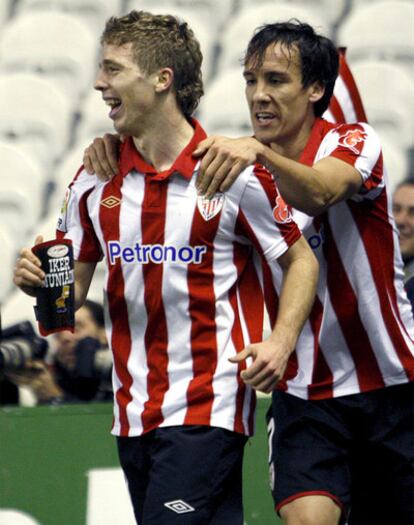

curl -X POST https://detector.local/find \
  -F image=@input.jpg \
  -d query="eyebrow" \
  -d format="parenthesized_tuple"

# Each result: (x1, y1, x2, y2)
(99, 58, 123, 68)
(243, 69, 290, 79)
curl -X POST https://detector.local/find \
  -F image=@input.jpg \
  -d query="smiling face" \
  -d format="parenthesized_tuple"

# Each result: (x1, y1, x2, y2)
(243, 42, 323, 149)
(393, 183, 414, 261)
(94, 42, 159, 137)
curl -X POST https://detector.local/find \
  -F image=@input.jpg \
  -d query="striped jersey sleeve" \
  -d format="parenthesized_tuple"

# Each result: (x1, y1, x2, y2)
(234, 166, 301, 262)
(318, 122, 384, 198)
(56, 168, 103, 262)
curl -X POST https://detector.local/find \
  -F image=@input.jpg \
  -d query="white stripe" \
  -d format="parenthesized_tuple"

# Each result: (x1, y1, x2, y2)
(161, 176, 198, 425)
(120, 174, 148, 435)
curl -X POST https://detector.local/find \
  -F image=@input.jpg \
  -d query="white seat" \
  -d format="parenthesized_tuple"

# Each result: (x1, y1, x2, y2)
(124, 4, 217, 81)
(0, 142, 44, 240)
(218, 3, 331, 71)
(0, 141, 45, 199)
(0, 1, 12, 29)
(0, 72, 72, 169)
(198, 67, 252, 136)
(381, 137, 409, 193)
(50, 142, 91, 209)
(217, 2, 331, 73)
(0, 11, 97, 100)
(0, 227, 17, 304)
(15, 0, 123, 35)
(125, 0, 235, 31)
(337, 1, 414, 75)
(76, 90, 115, 146)
(350, 60, 414, 149)
(1, 288, 39, 328)
(237, 0, 346, 28)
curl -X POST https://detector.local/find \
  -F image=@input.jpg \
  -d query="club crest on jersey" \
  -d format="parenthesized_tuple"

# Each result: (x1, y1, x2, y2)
(197, 193, 224, 221)
(273, 193, 292, 224)
(101, 195, 121, 209)
(338, 128, 367, 154)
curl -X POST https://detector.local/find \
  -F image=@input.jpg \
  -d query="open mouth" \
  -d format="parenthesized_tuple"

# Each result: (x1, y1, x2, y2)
(105, 97, 122, 118)
(255, 112, 276, 125)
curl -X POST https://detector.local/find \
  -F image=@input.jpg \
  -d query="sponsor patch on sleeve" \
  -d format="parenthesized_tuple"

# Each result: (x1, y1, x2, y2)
(56, 187, 71, 233)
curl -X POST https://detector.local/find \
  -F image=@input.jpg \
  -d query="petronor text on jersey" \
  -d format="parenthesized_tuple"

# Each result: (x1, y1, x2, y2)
(107, 241, 208, 265)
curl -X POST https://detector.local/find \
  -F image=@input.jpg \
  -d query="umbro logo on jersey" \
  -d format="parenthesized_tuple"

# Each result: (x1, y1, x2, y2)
(338, 129, 367, 154)
(164, 500, 195, 514)
(101, 196, 121, 209)
(197, 193, 224, 221)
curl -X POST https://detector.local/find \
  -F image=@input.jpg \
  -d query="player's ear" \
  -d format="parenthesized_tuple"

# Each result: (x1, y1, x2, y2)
(308, 81, 325, 104)
(154, 68, 174, 93)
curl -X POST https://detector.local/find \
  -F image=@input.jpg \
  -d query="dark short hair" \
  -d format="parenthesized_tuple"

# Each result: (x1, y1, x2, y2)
(243, 20, 339, 117)
(83, 300, 104, 328)
(395, 176, 414, 191)
(101, 10, 204, 117)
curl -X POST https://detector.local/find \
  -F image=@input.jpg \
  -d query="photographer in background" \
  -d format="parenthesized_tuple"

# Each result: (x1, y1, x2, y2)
(52, 299, 112, 403)
(2, 300, 112, 405)
(0, 320, 49, 404)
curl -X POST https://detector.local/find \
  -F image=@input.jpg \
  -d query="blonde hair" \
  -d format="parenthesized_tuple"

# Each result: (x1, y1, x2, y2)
(101, 10, 204, 116)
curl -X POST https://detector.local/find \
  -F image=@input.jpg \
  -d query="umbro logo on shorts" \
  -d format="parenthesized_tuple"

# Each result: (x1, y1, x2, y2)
(164, 500, 195, 514)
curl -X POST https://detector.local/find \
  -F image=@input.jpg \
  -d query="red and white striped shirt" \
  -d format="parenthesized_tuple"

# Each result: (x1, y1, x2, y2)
(57, 120, 301, 436)
(268, 117, 414, 399)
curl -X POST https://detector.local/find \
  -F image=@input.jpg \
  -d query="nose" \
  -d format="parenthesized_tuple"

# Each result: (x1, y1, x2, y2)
(94, 68, 107, 92)
(252, 79, 271, 104)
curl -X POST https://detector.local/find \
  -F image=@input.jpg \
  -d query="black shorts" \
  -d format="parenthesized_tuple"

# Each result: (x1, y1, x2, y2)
(267, 382, 414, 525)
(117, 425, 248, 525)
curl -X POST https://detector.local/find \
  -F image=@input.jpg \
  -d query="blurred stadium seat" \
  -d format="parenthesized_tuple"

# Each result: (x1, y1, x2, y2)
(337, 1, 414, 75)
(125, 2, 218, 81)
(0, 11, 97, 100)
(1, 288, 39, 327)
(351, 60, 414, 150)
(198, 67, 251, 136)
(0, 227, 17, 304)
(125, 0, 235, 31)
(216, 2, 331, 74)
(15, 0, 124, 35)
(0, 72, 72, 170)
(237, 0, 347, 28)
(0, 1, 12, 29)
(381, 136, 409, 192)
(50, 143, 90, 209)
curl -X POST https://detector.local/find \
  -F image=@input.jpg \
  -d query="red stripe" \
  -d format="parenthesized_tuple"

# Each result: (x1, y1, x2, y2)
(99, 179, 133, 436)
(349, 191, 414, 380)
(232, 245, 263, 433)
(308, 296, 334, 400)
(360, 150, 384, 194)
(328, 95, 345, 124)
(260, 258, 299, 392)
(78, 189, 102, 261)
(323, 220, 386, 392)
(276, 490, 345, 516)
(184, 206, 220, 426)
(337, 49, 368, 123)
(254, 165, 301, 247)
(140, 179, 170, 432)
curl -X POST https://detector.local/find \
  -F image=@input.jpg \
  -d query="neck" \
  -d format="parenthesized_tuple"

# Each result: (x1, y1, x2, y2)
(132, 108, 194, 172)
(270, 112, 317, 161)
